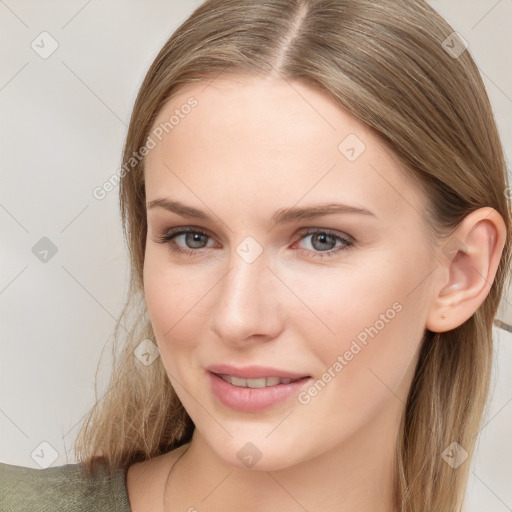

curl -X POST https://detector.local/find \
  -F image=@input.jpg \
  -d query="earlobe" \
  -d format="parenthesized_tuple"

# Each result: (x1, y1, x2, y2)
(426, 207, 507, 333)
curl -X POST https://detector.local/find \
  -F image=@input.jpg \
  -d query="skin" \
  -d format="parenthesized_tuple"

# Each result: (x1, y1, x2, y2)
(126, 76, 506, 512)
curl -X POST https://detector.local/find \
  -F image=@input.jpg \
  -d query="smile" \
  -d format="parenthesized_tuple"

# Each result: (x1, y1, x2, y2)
(207, 371, 313, 412)
(216, 374, 303, 388)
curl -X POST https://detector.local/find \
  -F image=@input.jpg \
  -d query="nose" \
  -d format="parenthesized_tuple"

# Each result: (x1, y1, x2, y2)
(209, 245, 283, 347)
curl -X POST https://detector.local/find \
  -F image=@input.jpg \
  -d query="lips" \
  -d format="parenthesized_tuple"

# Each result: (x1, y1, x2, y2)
(207, 371, 313, 412)
(205, 364, 312, 411)
(206, 363, 310, 380)
(218, 375, 303, 388)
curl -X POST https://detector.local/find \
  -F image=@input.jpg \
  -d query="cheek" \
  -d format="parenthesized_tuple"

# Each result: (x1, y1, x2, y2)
(296, 259, 427, 402)
(282, 258, 409, 346)
(143, 249, 209, 353)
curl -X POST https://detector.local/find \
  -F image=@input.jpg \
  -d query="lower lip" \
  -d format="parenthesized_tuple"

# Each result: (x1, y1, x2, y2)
(207, 371, 313, 412)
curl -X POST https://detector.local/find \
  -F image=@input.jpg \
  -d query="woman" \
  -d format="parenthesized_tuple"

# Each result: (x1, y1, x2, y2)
(1, 0, 510, 511)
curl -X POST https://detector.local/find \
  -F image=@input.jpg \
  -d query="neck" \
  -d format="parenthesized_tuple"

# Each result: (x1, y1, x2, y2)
(164, 403, 401, 512)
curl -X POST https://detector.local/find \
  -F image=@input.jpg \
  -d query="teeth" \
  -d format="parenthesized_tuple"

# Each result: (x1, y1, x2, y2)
(219, 375, 300, 388)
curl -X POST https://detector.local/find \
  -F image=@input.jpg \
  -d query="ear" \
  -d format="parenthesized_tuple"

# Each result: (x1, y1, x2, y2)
(426, 207, 507, 333)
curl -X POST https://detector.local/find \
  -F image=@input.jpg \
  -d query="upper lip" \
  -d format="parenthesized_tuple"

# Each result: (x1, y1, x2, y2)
(206, 364, 310, 380)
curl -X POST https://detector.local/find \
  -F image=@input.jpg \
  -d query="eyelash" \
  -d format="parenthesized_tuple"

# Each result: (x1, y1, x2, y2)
(155, 226, 355, 259)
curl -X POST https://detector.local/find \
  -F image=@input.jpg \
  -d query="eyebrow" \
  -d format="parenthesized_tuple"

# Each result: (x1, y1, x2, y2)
(147, 198, 377, 225)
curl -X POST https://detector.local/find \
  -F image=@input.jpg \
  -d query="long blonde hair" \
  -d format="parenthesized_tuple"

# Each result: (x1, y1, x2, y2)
(74, 1, 512, 510)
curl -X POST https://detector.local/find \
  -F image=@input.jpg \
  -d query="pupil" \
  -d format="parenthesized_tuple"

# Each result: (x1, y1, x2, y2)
(187, 233, 206, 248)
(313, 233, 335, 251)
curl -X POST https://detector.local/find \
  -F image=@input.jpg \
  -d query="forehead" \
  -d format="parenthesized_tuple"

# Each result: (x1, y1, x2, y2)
(144, 77, 427, 226)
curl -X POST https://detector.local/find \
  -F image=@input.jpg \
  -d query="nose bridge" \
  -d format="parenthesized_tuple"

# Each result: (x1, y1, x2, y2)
(210, 240, 281, 343)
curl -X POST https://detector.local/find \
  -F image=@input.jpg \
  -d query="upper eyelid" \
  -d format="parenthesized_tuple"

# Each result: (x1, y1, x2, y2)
(162, 226, 353, 245)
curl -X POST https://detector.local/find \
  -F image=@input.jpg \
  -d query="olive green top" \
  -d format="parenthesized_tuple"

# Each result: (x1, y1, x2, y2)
(0, 461, 132, 511)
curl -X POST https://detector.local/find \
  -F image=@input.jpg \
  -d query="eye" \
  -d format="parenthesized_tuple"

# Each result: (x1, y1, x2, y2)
(293, 229, 354, 259)
(155, 226, 355, 259)
(155, 227, 216, 257)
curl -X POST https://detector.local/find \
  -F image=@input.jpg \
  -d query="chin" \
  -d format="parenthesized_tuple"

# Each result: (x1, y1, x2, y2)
(201, 432, 314, 472)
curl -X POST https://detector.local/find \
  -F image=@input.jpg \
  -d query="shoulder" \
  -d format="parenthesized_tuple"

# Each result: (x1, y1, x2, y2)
(0, 460, 132, 512)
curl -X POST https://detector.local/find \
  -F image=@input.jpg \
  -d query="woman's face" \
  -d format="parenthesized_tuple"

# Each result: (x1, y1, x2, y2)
(143, 76, 438, 471)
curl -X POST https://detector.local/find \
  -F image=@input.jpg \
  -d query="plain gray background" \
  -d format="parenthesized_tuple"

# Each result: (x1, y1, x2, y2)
(1, 1, 511, 510)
